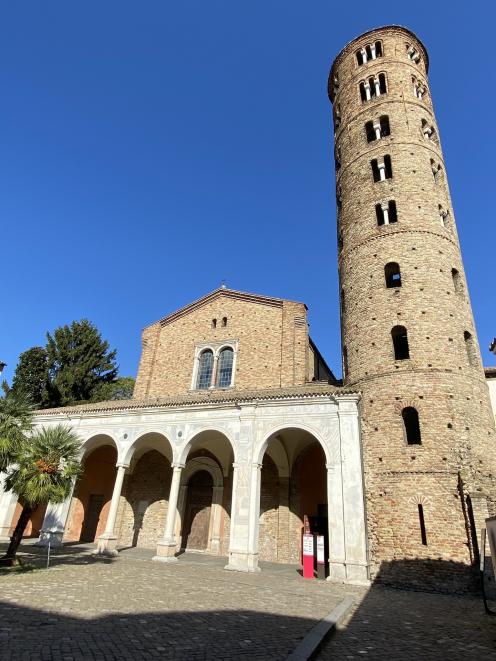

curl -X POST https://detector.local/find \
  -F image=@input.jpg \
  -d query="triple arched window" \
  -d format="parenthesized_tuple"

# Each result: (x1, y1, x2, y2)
(194, 344, 236, 390)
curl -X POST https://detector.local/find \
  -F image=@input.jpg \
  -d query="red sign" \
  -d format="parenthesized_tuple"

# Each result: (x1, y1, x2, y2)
(302, 534, 314, 579)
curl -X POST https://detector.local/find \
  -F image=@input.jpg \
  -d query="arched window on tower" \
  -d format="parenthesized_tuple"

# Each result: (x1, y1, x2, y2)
(371, 155, 392, 182)
(402, 407, 421, 445)
(438, 204, 449, 227)
(196, 350, 214, 389)
(391, 325, 410, 360)
(464, 331, 477, 368)
(421, 119, 438, 144)
(385, 262, 402, 288)
(359, 73, 387, 102)
(376, 200, 397, 225)
(216, 347, 234, 387)
(406, 44, 422, 64)
(365, 115, 390, 143)
(451, 268, 462, 294)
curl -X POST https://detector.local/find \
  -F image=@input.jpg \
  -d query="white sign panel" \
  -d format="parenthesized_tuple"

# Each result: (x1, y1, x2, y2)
(302, 534, 314, 557)
(316, 536, 325, 564)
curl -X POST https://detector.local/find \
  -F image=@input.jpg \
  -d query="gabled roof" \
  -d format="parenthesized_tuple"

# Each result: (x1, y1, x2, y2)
(146, 287, 307, 329)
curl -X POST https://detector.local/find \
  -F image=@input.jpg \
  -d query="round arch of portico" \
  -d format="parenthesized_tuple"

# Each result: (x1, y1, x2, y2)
(254, 422, 332, 467)
(175, 455, 225, 555)
(121, 430, 174, 467)
(79, 433, 119, 462)
(176, 426, 237, 468)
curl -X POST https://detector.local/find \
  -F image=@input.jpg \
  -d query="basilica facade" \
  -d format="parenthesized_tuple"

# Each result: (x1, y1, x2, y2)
(1, 25, 496, 590)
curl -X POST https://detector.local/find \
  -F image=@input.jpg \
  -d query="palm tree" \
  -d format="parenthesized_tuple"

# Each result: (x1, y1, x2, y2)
(0, 425, 82, 566)
(0, 393, 33, 472)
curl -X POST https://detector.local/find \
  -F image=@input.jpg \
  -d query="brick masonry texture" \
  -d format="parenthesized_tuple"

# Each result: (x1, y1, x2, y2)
(329, 26, 496, 586)
(134, 291, 317, 399)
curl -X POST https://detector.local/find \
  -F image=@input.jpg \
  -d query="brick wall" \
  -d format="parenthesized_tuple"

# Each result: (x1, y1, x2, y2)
(133, 291, 311, 399)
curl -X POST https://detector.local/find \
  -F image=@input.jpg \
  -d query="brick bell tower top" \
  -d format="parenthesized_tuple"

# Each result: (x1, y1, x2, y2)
(328, 25, 429, 103)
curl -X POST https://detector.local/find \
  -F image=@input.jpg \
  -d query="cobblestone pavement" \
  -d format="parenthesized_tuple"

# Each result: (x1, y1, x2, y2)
(318, 584, 496, 661)
(1, 543, 496, 660)
(0, 542, 360, 660)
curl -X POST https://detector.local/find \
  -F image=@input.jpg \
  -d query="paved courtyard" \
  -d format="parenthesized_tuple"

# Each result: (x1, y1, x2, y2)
(0, 542, 495, 660)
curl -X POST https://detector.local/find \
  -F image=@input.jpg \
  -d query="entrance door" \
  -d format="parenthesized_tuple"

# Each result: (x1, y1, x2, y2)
(181, 471, 213, 551)
(80, 494, 105, 542)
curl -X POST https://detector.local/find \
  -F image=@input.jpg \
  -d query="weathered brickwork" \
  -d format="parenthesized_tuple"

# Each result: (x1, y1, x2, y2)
(330, 25, 496, 585)
(133, 290, 331, 399)
(115, 450, 172, 548)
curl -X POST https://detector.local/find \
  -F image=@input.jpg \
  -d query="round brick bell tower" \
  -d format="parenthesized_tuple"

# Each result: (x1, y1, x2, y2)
(329, 26, 496, 589)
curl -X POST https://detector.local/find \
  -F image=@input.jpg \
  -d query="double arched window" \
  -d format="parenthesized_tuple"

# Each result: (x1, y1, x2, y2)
(194, 344, 236, 390)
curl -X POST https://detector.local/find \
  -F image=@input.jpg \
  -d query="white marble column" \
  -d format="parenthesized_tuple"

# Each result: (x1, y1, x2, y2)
(153, 463, 184, 563)
(246, 462, 262, 571)
(327, 460, 346, 582)
(95, 463, 128, 556)
(225, 461, 259, 572)
(328, 402, 369, 584)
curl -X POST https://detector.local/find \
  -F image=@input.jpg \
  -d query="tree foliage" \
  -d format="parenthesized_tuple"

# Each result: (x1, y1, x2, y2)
(11, 347, 49, 407)
(0, 393, 33, 472)
(93, 376, 135, 401)
(1, 423, 82, 563)
(45, 319, 118, 407)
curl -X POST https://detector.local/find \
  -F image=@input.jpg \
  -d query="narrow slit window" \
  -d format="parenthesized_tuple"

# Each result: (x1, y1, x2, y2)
(343, 346, 348, 378)
(385, 262, 401, 288)
(418, 504, 428, 545)
(402, 407, 421, 445)
(222, 316, 228, 327)
(392, 325, 410, 360)
(211, 318, 217, 329)
(464, 331, 477, 367)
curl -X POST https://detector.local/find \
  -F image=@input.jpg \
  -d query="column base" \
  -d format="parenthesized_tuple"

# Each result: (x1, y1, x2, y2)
(152, 540, 179, 563)
(224, 550, 260, 573)
(94, 533, 119, 557)
(327, 560, 370, 585)
(36, 529, 64, 547)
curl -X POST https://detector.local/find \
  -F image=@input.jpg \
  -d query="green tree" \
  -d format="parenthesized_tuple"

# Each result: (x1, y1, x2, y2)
(0, 393, 33, 472)
(92, 376, 135, 402)
(11, 347, 49, 407)
(46, 319, 118, 407)
(0, 425, 82, 565)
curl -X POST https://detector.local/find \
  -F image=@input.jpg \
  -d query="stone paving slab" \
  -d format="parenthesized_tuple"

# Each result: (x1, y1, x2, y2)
(0, 543, 361, 660)
(2, 543, 496, 660)
(318, 584, 496, 661)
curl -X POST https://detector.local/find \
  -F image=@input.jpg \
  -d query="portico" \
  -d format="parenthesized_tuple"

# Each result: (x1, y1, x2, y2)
(31, 386, 369, 584)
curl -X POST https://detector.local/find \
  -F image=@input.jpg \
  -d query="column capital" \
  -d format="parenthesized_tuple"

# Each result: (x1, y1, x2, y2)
(172, 462, 185, 470)
(252, 462, 263, 471)
(116, 463, 129, 470)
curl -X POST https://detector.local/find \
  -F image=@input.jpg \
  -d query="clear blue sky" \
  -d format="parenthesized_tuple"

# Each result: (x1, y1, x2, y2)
(2, 1, 495, 383)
